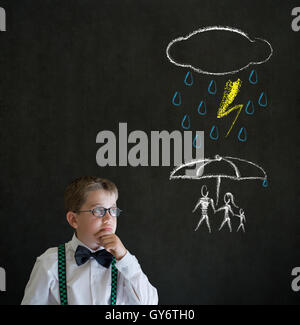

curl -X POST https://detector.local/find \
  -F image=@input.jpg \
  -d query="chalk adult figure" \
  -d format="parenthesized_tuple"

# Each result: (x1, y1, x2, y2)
(192, 185, 216, 233)
(216, 192, 238, 232)
(236, 208, 246, 232)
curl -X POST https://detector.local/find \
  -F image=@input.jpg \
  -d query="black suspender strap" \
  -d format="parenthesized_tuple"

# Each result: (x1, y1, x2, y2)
(57, 244, 118, 305)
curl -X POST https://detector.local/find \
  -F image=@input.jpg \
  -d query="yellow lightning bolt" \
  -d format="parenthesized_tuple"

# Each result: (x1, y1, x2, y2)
(217, 78, 243, 137)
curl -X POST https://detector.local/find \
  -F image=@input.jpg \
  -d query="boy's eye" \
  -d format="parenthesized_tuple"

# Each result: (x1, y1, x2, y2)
(93, 207, 105, 216)
(110, 207, 118, 216)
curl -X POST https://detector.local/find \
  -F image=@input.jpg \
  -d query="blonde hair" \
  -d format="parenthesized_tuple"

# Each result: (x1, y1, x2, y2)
(64, 176, 118, 212)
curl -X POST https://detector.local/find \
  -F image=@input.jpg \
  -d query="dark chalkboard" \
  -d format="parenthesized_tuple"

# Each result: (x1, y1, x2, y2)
(0, 0, 299, 305)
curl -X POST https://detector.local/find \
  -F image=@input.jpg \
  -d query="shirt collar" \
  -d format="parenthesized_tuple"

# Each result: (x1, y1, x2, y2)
(70, 233, 105, 253)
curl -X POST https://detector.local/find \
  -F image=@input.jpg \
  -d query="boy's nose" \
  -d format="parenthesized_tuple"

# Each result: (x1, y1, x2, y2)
(103, 210, 112, 221)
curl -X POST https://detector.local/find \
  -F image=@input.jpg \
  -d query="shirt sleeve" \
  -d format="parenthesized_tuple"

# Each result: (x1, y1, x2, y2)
(21, 256, 54, 305)
(115, 250, 158, 305)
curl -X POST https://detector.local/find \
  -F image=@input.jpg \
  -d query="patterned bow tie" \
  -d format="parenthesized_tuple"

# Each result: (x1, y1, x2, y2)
(74, 245, 114, 268)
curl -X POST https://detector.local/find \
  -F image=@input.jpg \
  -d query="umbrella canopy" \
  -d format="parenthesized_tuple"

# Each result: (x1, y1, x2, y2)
(170, 154, 268, 205)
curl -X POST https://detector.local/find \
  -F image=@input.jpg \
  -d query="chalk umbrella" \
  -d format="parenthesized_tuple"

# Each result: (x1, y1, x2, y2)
(169, 154, 268, 205)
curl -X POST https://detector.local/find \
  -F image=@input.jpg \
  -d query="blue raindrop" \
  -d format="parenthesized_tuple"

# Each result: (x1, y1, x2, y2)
(245, 100, 255, 115)
(192, 134, 201, 148)
(181, 114, 191, 129)
(237, 127, 247, 142)
(208, 80, 217, 95)
(172, 91, 181, 106)
(197, 100, 207, 115)
(262, 179, 268, 187)
(184, 71, 194, 86)
(249, 69, 258, 84)
(258, 92, 267, 107)
(209, 125, 219, 140)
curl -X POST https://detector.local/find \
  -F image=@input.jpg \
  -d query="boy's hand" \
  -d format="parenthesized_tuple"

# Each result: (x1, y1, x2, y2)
(95, 229, 127, 261)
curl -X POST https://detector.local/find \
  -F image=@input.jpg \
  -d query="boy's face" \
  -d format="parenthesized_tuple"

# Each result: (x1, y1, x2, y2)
(70, 189, 118, 250)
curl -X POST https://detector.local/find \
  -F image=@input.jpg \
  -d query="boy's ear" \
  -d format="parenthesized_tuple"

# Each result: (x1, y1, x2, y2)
(66, 211, 78, 230)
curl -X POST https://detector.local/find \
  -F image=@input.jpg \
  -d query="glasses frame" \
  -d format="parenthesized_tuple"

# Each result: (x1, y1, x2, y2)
(75, 206, 122, 218)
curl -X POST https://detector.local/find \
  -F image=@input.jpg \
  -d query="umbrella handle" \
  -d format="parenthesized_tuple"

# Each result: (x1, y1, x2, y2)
(216, 177, 221, 206)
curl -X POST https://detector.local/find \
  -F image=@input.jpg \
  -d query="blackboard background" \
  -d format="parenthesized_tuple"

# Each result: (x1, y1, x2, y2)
(0, 0, 299, 305)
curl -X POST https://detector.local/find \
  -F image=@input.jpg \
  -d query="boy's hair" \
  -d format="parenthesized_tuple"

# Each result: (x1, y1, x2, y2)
(64, 176, 118, 212)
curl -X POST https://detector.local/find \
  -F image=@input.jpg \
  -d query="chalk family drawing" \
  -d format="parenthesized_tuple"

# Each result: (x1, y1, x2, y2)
(166, 26, 272, 233)
(191, 187, 246, 233)
(170, 154, 268, 233)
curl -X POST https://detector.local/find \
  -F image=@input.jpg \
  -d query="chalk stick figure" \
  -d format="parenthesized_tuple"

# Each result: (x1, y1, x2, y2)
(216, 192, 238, 232)
(192, 185, 216, 233)
(236, 208, 246, 232)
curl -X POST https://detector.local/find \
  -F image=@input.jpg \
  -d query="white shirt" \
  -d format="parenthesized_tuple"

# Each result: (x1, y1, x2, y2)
(21, 234, 158, 305)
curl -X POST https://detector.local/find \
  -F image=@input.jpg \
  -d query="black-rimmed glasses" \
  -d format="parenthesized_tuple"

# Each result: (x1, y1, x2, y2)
(75, 207, 122, 218)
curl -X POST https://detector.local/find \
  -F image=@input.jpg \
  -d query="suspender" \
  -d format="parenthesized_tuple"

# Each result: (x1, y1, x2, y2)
(57, 243, 118, 305)
(58, 244, 68, 305)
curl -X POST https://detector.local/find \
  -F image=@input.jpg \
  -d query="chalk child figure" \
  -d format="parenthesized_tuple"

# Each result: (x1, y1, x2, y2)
(235, 208, 246, 232)
(192, 185, 216, 233)
(216, 192, 238, 232)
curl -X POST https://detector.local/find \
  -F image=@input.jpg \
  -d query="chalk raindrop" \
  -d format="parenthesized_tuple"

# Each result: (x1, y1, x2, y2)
(209, 125, 219, 140)
(237, 127, 247, 142)
(192, 134, 201, 148)
(184, 71, 194, 86)
(245, 100, 255, 115)
(197, 100, 207, 115)
(181, 114, 191, 129)
(249, 69, 258, 84)
(258, 92, 267, 107)
(208, 80, 217, 95)
(172, 91, 181, 106)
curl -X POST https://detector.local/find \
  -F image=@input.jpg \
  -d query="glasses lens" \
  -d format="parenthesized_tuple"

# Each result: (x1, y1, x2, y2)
(93, 207, 105, 217)
(110, 207, 121, 217)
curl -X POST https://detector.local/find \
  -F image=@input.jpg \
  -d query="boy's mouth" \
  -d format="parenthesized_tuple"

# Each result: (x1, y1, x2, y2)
(103, 227, 113, 232)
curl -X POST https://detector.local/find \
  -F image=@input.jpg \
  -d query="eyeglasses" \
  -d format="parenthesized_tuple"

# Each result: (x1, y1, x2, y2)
(75, 207, 122, 218)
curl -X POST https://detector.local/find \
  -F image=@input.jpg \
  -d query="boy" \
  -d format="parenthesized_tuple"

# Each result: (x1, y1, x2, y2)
(21, 176, 158, 305)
